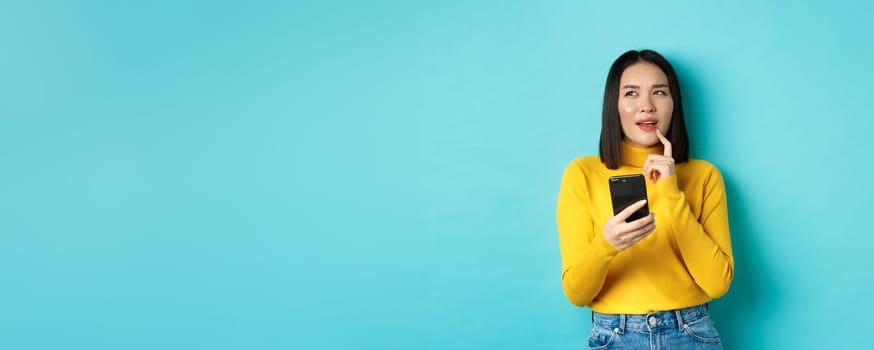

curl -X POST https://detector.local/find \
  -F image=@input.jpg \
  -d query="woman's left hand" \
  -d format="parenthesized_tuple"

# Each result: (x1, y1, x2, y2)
(644, 129, 675, 184)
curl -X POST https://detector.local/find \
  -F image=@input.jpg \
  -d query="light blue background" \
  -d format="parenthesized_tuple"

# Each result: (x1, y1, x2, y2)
(2, 1, 872, 349)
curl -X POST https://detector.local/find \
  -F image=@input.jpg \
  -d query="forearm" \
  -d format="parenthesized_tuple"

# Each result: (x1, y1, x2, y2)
(561, 234, 619, 307)
(657, 175, 734, 298)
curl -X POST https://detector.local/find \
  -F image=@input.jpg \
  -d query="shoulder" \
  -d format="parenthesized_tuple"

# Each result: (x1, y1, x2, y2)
(682, 158, 725, 182)
(563, 156, 604, 175)
(684, 158, 719, 171)
(560, 156, 603, 197)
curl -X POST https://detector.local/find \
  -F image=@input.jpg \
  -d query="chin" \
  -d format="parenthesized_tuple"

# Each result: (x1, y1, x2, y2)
(627, 135, 659, 147)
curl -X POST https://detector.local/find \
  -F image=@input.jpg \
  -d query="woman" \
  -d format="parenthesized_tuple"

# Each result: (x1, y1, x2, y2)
(556, 49, 733, 349)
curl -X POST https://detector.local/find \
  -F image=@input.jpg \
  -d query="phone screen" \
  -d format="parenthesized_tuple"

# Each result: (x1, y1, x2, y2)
(609, 174, 649, 222)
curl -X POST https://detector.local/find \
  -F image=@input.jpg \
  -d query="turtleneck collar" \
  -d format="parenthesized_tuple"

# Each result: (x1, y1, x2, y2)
(621, 141, 664, 168)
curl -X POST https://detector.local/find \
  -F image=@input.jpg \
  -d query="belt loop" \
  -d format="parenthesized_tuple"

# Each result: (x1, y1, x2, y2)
(674, 309, 685, 331)
(619, 313, 626, 333)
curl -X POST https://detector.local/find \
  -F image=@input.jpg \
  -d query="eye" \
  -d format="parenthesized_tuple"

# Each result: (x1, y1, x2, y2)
(654, 90, 669, 96)
(624, 91, 637, 97)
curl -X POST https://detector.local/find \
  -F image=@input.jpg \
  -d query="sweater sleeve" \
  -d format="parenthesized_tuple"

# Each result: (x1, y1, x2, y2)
(557, 161, 620, 307)
(655, 166, 734, 298)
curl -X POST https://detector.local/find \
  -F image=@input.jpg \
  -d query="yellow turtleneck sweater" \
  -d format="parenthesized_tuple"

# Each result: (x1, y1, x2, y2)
(557, 142, 733, 314)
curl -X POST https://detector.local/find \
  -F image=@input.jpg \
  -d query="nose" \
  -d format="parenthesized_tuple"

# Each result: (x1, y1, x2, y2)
(640, 96, 655, 113)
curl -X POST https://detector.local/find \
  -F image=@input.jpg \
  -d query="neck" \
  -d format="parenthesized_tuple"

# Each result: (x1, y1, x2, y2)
(622, 141, 664, 168)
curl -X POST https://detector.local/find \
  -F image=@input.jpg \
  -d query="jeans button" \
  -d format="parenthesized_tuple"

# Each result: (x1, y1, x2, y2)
(648, 317, 657, 325)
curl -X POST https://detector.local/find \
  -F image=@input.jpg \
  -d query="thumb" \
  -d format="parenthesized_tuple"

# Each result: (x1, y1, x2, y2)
(615, 199, 647, 221)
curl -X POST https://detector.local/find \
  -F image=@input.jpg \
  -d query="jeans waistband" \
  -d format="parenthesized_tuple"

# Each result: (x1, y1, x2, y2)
(591, 303, 710, 333)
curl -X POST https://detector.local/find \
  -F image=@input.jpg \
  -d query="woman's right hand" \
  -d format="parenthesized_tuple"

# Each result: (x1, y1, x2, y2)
(603, 199, 656, 250)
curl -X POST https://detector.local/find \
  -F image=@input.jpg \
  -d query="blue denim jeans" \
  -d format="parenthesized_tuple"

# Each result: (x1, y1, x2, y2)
(587, 304, 723, 350)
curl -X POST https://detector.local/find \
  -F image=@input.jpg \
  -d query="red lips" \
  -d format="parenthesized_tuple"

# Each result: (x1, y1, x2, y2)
(636, 118, 657, 131)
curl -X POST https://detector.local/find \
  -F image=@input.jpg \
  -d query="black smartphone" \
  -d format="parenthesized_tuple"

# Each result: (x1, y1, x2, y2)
(609, 174, 649, 223)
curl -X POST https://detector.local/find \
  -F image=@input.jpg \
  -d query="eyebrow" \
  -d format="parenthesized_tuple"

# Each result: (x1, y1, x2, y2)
(621, 83, 670, 89)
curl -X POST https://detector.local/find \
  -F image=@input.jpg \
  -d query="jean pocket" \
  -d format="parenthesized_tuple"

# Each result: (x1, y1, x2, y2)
(681, 315, 721, 344)
(587, 324, 617, 350)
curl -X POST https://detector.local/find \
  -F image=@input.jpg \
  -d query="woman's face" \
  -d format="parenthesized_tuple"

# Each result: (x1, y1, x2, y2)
(618, 62, 673, 148)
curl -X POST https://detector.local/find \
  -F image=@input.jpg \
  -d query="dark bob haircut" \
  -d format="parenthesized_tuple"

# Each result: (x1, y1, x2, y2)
(599, 49, 689, 169)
